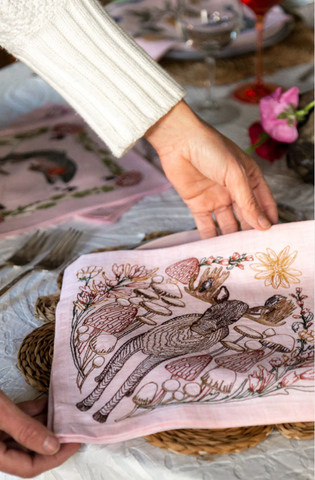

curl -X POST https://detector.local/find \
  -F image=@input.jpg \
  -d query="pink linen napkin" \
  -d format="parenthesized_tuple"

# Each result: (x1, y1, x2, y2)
(48, 221, 314, 444)
(0, 105, 170, 236)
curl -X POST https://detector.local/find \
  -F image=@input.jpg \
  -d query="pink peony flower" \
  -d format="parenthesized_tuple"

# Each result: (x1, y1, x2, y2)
(260, 87, 299, 143)
(245, 255, 254, 261)
(231, 252, 240, 261)
(237, 263, 244, 270)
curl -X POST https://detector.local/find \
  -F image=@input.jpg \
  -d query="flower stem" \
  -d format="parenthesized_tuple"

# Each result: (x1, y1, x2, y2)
(296, 100, 315, 122)
(245, 132, 270, 154)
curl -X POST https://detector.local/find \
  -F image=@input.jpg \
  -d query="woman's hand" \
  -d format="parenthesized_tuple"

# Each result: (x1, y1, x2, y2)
(0, 393, 80, 478)
(145, 100, 278, 239)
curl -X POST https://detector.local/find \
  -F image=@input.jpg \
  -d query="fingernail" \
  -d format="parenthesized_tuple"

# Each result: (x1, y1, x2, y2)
(43, 435, 60, 454)
(258, 215, 271, 229)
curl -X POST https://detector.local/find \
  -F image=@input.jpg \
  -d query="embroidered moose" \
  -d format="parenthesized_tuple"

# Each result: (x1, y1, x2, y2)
(76, 289, 294, 423)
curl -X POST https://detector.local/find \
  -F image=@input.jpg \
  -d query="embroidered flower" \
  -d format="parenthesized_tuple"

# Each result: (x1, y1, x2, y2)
(280, 371, 300, 387)
(206, 256, 216, 265)
(248, 365, 275, 392)
(250, 246, 302, 289)
(77, 266, 102, 282)
(298, 330, 315, 344)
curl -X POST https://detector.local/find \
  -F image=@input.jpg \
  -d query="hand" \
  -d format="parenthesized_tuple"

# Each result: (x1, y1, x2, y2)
(0, 392, 80, 478)
(145, 100, 278, 239)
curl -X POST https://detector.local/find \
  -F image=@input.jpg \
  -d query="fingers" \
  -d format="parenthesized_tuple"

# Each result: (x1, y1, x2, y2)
(0, 391, 59, 456)
(16, 398, 48, 417)
(232, 202, 252, 231)
(0, 442, 80, 478)
(213, 205, 239, 235)
(228, 166, 273, 232)
(192, 211, 218, 239)
(250, 176, 278, 226)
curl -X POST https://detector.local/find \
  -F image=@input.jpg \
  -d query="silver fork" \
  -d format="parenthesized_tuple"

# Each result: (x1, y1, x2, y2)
(0, 231, 48, 271)
(0, 228, 82, 299)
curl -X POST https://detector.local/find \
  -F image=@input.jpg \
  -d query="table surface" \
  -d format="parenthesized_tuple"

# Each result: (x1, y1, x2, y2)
(0, 61, 313, 480)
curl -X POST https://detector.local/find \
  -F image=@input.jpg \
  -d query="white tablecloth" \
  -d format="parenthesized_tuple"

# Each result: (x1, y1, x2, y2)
(0, 61, 313, 480)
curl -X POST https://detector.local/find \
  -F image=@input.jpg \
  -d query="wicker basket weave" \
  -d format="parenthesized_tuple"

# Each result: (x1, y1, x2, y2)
(17, 239, 314, 457)
(144, 425, 273, 457)
(17, 320, 55, 393)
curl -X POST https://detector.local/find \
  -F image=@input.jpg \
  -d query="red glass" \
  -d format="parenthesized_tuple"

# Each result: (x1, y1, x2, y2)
(233, 0, 283, 104)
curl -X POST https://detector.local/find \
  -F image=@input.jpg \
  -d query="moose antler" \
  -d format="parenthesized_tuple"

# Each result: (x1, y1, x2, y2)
(184, 266, 230, 304)
(245, 297, 296, 326)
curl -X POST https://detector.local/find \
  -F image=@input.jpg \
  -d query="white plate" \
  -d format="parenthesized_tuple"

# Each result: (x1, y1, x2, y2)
(136, 229, 201, 250)
(106, 1, 294, 60)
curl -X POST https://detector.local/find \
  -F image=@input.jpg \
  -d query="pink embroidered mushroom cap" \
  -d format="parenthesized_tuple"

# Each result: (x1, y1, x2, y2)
(215, 349, 265, 373)
(165, 257, 200, 284)
(165, 354, 213, 381)
(83, 303, 138, 334)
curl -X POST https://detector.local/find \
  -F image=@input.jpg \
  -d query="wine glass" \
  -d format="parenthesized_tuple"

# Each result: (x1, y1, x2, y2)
(233, 0, 283, 103)
(178, 0, 242, 125)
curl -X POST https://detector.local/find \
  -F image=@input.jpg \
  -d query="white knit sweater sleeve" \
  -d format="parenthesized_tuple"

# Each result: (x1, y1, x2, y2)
(0, 0, 186, 157)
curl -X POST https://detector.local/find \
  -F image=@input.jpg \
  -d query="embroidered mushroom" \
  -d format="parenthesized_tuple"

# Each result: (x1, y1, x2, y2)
(77, 355, 106, 391)
(233, 325, 263, 343)
(215, 341, 265, 373)
(201, 367, 237, 394)
(134, 288, 160, 301)
(115, 382, 159, 422)
(165, 354, 213, 381)
(218, 325, 263, 354)
(220, 341, 245, 353)
(183, 382, 202, 397)
(83, 303, 138, 335)
(151, 280, 182, 298)
(133, 382, 158, 407)
(161, 297, 185, 308)
(90, 333, 117, 354)
(137, 300, 171, 325)
(165, 258, 200, 284)
(258, 334, 295, 359)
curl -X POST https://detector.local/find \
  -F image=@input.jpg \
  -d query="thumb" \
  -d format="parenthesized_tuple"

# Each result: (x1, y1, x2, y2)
(0, 392, 60, 455)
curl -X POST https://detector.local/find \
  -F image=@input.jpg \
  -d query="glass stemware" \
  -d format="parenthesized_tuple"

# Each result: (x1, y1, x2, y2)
(178, 0, 242, 125)
(233, 0, 283, 104)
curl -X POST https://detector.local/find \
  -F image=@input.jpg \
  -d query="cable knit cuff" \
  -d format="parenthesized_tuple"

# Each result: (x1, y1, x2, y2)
(1, 0, 185, 157)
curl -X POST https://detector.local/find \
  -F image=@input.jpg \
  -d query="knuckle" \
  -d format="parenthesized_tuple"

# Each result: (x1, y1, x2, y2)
(16, 421, 41, 447)
(244, 194, 258, 211)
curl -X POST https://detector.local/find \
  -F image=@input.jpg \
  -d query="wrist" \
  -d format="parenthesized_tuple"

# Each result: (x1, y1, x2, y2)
(144, 100, 204, 156)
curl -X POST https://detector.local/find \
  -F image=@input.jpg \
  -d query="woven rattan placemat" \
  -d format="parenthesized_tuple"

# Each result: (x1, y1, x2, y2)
(160, 21, 314, 86)
(17, 241, 314, 458)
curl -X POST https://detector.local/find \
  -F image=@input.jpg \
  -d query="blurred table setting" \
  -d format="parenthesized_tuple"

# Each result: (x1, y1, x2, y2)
(0, 0, 314, 477)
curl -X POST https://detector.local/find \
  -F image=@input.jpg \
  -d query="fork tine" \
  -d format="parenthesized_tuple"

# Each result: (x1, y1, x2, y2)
(57, 230, 82, 263)
(21, 232, 47, 259)
(38, 229, 74, 264)
(7, 231, 40, 259)
(35, 229, 82, 270)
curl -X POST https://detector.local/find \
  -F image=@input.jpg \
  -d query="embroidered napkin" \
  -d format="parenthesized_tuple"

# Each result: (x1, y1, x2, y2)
(48, 221, 314, 444)
(0, 105, 170, 235)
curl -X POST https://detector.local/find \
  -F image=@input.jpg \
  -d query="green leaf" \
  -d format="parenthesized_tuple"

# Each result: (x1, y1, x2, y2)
(36, 202, 57, 210)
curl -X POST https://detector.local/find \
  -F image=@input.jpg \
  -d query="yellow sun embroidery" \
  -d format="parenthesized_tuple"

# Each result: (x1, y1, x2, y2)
(250, 246, 302, 289)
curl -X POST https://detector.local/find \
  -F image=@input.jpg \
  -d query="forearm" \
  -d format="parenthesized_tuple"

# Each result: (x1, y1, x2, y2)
(0, 0, 185, 157)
